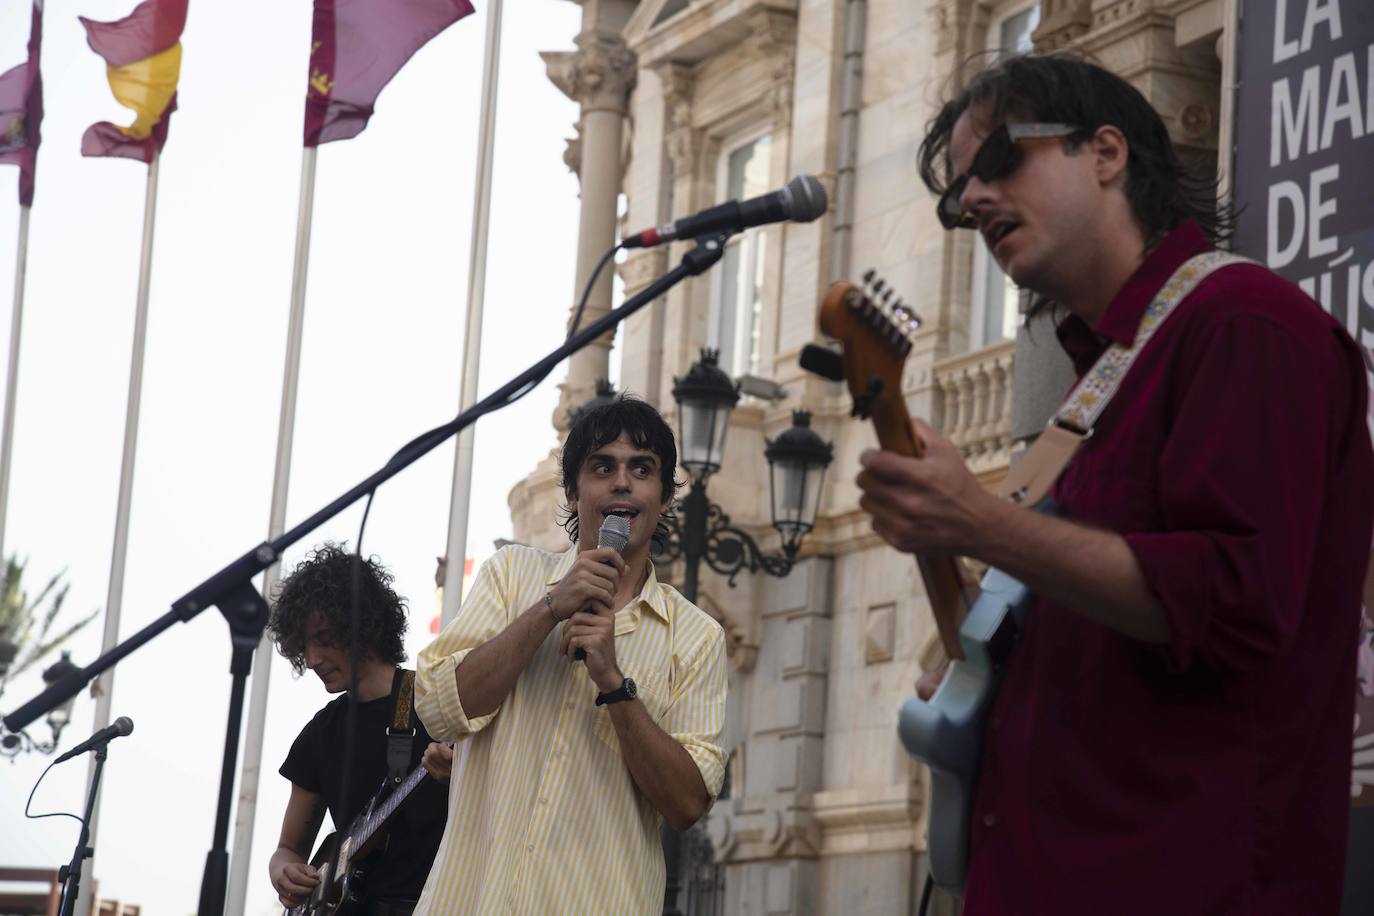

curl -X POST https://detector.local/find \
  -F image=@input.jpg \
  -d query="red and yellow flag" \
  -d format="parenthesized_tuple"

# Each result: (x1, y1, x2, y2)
(0, 1, 43, 205)
(79, 0, 187, 162)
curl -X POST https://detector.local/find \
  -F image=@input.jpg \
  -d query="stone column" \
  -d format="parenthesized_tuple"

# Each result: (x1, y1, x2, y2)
(542, 26, 637, 430)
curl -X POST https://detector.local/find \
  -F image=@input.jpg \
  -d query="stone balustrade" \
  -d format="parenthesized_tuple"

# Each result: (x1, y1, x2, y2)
(932, 339, 1016, 474)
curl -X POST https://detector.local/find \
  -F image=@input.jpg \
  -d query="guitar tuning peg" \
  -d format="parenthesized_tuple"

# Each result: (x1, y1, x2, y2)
(881, 288, 894, 304)
(872, 278, 886, 295)
(862, 268, 875, 284)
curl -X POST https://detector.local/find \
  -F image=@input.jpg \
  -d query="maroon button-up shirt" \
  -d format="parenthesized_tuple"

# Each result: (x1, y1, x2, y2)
(961, 222, 1373, 916)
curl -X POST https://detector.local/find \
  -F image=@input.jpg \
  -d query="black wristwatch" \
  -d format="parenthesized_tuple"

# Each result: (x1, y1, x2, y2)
(595, 677, 637, 706)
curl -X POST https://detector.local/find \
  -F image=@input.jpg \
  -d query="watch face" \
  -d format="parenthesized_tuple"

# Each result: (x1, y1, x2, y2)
(623, 678, 637, 699)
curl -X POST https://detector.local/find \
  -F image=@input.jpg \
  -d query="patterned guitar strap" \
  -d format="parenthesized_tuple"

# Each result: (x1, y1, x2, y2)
(1000, 250, 1254, 505)
(386, 668, 417, 787)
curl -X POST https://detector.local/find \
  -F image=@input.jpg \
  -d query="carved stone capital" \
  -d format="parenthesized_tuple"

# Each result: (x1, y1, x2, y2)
(653, 61, 695, 133)
(542, 33, 638, 115)
(666, 125, 705, 179)
(1034, 0, 1094, 50)
(742, 9, 797, 127)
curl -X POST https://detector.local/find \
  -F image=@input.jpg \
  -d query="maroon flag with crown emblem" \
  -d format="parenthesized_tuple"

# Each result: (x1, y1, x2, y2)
(79, 0, 188, 163)
(304, 0, 475, 147)
(0, 1, 43, 206)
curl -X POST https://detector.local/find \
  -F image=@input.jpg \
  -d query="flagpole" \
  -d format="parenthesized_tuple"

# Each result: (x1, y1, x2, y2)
(224, 145, 318, 916)
(73, 151, 161, 916)
(441, 0, 503, 627)
(0, 204, 31, 564)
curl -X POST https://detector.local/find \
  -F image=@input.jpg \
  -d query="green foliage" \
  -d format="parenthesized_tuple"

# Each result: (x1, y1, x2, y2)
(0, 555, 98, 684)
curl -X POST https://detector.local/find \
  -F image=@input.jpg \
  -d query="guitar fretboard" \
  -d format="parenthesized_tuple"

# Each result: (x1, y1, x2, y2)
(354, 763, 428, 848)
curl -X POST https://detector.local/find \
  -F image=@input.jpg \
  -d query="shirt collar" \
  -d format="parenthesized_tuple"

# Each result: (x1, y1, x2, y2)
(1056, 220, 1212, 372)
(546, 546, 672, 622)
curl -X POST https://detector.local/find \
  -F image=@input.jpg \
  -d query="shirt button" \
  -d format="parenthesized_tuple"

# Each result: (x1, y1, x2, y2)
(538, 797, 547, 806)
(527, 843, 535, 851)
(982, 814, 996, 828)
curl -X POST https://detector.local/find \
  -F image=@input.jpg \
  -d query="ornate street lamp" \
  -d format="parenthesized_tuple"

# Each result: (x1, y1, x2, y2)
(1, 651, 81, 758)
(671, 349, 740, 481)
(765, 411, 834, 558)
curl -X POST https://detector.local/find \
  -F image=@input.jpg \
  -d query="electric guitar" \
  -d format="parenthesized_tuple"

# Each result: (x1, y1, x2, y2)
(803, 271, 1045, 893)
(283, 758, 436, 916)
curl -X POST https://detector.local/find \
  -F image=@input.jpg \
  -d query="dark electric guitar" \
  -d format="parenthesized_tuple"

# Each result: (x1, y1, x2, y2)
(804, 272, 1044, 893)
(283, 759, 436, 916)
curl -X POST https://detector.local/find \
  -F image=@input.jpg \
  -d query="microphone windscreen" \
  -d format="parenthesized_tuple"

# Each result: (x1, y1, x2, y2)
(597, 515, 632, 554)
(114, 716, 134, 736)
(786, 175, 828, 222)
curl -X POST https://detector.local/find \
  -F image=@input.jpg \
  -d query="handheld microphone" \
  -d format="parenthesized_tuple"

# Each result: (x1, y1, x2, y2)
(623, 174, 828, 248)
(54, 716, 134, 764)
(574, 515, 632, 661)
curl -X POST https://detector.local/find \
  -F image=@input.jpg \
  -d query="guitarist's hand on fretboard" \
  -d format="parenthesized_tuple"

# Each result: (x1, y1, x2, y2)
(856, 416, 997, 560)
(422, 741, 455, 782)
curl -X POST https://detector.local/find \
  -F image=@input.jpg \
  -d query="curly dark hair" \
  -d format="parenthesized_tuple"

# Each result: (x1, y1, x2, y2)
(559, 394, 683, 546)
(268, 542, 408, 676)
(917, 53, 1236, 251)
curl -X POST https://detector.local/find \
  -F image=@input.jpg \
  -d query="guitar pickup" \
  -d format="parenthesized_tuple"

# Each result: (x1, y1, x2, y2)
(800, 343, 845, 381)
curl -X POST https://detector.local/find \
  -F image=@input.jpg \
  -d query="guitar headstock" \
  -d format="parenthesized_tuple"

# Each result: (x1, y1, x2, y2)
(810, 270, 924, 457)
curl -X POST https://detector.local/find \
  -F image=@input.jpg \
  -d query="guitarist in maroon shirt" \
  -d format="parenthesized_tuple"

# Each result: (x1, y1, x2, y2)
(856, 54, 1373, 914)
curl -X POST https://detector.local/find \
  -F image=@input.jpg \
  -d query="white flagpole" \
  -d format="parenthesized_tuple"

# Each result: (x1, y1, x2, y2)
(224, 145, 318, 916)
(0, 204, 32, 564)
(73, 151, 161, 916)
(442, 0, 503, 627)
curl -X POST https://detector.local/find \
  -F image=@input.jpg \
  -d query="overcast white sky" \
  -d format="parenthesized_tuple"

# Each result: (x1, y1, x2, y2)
(0, 1, 595, 912)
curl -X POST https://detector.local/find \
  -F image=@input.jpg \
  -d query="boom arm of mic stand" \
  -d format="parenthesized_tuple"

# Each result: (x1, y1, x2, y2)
(0, 231, 729, 916)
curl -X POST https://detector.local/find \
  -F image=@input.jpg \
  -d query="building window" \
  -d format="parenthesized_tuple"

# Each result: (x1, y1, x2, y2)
(710, 134, 772, 378)
(970, 2, 1039, 349)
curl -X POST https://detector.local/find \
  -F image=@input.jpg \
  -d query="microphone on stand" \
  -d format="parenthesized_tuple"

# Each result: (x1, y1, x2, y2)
(54, 716, 134, 764)
(622, 174, 828, 249)
(574, 515, 632, 661)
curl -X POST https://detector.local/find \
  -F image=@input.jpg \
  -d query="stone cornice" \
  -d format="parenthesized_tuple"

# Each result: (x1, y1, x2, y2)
(812, 783, 926, 855)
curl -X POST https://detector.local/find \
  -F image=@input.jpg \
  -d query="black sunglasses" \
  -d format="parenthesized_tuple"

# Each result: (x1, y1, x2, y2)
(937, 122, 1087, 230)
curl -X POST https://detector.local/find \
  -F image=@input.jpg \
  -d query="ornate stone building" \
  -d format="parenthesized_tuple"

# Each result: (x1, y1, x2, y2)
(509, 0, 1238, 912)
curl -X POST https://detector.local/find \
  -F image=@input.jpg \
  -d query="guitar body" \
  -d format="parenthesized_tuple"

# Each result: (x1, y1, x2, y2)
(283, 830, 372, 916)
(897, 539, 1045, 892)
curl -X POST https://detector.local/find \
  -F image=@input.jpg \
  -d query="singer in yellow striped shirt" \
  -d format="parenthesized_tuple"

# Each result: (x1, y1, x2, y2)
(414, 397, 728, 916)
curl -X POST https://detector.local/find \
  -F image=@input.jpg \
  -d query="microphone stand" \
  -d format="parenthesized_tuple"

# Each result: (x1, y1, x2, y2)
(1, 230, 733, 916)
(57, 744, 113, 916)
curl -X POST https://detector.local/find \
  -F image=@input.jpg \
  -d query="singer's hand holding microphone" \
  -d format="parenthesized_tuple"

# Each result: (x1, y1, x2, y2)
(553, 516, 631, 689)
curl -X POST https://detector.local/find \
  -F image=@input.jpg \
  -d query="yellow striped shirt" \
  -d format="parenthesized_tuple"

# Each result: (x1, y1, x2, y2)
(413, 544, 728, 916)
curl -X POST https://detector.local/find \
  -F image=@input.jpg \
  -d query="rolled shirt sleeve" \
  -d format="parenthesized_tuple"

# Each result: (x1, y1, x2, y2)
(415, 549, 514, 741)
(1123, 314, 1350, 674)
(663, 623, 729, 798)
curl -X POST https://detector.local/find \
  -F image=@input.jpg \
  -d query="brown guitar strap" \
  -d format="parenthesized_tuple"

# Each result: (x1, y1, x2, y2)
(999, 250, 1252, 507)
(385, 668, 417, 786)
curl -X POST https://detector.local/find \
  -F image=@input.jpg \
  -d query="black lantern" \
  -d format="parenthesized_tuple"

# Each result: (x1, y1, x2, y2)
(0, 650, 80, 757)
(42, 652, 80, 743)
(671, 349, 740, 481)
(765, 411, 834, 557)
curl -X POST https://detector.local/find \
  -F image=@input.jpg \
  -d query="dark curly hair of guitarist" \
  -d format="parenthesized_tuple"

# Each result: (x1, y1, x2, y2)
(268, 542, 409, 676)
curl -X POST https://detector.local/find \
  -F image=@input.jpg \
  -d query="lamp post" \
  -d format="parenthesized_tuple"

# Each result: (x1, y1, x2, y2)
(0, 651, 80, 758)
(656, 349, 833, 915)
(661, 350, 834, 607)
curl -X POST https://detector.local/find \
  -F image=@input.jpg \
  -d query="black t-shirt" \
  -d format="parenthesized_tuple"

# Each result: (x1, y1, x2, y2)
(280, 678, 448, 902)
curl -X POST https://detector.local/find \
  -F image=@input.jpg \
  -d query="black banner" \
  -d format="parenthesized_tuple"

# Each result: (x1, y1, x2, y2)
(1232, 0, 1374, 368)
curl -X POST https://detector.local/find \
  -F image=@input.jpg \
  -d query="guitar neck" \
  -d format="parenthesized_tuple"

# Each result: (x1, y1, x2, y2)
(353, 764, 429, 849)
(867, 385, 969, 661)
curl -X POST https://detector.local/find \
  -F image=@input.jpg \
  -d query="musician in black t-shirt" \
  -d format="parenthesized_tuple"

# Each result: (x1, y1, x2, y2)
(267, 543, 452, 915)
